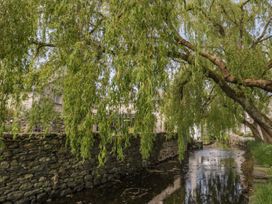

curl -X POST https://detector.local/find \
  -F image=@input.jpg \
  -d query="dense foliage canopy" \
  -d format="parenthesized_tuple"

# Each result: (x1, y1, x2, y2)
(1, 0, 272, 161)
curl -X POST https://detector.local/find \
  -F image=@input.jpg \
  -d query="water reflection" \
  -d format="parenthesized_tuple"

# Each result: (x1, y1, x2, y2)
(185, 170, 246, 204)
(164, 148, 248, 204)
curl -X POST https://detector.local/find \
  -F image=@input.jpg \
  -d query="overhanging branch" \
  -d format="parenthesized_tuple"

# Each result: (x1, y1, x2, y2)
(176, 50, 272, 141)
(176, 36, 272, 92)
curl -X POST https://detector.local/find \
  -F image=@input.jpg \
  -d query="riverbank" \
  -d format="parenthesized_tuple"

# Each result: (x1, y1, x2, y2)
(48, 145, 251, 204)
(247, 141, 272, 204)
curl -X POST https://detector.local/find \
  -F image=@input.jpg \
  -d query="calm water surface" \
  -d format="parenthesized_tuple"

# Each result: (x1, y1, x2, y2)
(50, 147, 249, 204)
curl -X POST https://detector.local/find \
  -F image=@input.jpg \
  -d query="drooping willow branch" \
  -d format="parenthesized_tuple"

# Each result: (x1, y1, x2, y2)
(177, 50, 272, 143)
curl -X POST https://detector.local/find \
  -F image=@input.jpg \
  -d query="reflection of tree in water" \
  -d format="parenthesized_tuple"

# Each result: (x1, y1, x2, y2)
(185, 169, 247, 204)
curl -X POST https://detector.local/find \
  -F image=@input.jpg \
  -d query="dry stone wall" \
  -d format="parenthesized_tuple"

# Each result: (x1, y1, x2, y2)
(0, 134, 178, 204)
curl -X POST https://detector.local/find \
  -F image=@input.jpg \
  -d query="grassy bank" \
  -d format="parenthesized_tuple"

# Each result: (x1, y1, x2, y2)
(248, 141, 272, 167)
(251, 183, 272, 204)
(248, 141, 272, 204)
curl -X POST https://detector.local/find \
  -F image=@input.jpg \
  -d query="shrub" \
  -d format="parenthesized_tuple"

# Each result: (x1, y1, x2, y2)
(248, 141, 272, 167)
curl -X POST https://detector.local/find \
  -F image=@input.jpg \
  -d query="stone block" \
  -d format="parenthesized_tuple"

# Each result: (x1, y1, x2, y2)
(60, 188, 71, 197)
(0, 161, 10, 169)
(0, 175, 9, 183)
(0, 195, 7, 202)
(36, 192, 47, 200)
(7, 191, 24, 200)
(24, 174, 33, 180)
(24, 189, 41, 197)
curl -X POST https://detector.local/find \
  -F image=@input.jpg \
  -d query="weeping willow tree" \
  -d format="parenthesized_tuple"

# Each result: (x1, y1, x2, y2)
(1, 0, 272, 160)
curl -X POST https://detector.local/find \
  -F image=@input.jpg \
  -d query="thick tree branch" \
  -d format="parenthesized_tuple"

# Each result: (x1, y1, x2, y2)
(177, 37, 272, 92)
(177, 49, 272, 141)
(177, 37, 234, 79)
(205, 69, 272, 142)
(243, 120, 262, 140)
(177, 50, 272, 142)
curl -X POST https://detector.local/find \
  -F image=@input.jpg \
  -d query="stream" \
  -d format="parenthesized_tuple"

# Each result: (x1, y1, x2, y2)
(50, 147, 250, 204)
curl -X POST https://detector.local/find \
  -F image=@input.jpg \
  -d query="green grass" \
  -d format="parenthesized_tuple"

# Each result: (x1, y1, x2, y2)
(248, 141, 272, 167)
(248, 141, 272, 204)
(251, 182, 272, 204)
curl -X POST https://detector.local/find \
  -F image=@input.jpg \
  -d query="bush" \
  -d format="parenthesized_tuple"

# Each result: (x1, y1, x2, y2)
(248, 141, 272, 167)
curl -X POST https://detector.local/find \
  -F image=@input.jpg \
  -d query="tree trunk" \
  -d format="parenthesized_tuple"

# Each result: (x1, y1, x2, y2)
(239, 99, 272, 143)
(178, 53, 272, 143)
(244, 120, 272, 143)
(206, 69, 272, 143)
(244, 121, 271, 143)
